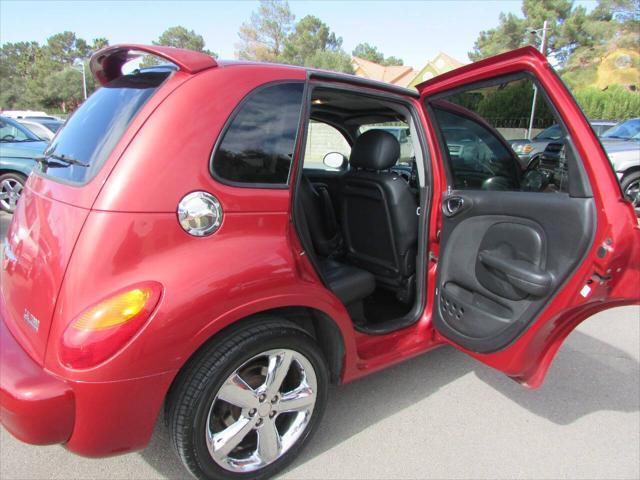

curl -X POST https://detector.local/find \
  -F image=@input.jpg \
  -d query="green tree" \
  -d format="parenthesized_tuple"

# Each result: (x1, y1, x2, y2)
(44, 31, 89, 66)
(305, 50, 354, 73)
(91, 37, 109, 52)
(0, 41, 42, 108)
(154, 26, 212, 53)
(236, 0, 295, 62)
(469, 0, 639, 69)
(562, 0, 639, 76)
(469, 12, 528, 61)
(281, 15, 353, 73)
(282, 16, 339, 63)
(142, 26, 216, 67)
(352, 42, 404, 65)
(0, 32, 108, 111)
(42, 67, 85, 112)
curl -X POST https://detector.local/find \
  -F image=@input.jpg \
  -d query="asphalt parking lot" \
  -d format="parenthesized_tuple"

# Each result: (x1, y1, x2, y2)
(1, 210, 639, 479)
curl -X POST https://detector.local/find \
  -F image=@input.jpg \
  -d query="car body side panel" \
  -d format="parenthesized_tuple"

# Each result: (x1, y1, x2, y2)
(0, 157, 36, 176)
(0, 139, 47, 176)
(93, 65, 307, 214)
(43, 209, 358, 383)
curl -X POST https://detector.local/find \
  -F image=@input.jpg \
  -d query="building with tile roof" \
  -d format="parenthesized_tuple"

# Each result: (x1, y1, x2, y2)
(351, 52, 466, 89)
(351, 57, 417, 87)
(408, 52, 466, 88)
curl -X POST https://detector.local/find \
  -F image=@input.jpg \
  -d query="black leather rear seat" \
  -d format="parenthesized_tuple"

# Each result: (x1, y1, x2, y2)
(318, 259, 375, 305)
(299, 176, 375, 305)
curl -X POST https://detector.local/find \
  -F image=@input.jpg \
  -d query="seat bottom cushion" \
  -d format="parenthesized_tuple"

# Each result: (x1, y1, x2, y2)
(319, 259, 375, 305)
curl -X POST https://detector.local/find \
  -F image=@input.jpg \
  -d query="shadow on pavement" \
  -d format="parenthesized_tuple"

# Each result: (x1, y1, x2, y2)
(138, 327, 639, 477)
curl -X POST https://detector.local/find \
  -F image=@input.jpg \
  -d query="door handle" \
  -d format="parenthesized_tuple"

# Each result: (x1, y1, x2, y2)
(443, 196, 466, 217)
(478, 250, 553, 297)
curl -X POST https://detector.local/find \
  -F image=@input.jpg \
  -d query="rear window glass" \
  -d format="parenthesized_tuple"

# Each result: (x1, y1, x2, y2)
(38, 71, 170, 184)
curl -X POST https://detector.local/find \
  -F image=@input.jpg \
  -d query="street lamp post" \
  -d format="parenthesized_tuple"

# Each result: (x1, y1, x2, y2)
(527, 20, 549, 140)
(73, 59, 88, 101)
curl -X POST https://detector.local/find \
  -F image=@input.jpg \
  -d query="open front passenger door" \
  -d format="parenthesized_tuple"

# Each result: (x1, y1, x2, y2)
(418, 47, 640, 388)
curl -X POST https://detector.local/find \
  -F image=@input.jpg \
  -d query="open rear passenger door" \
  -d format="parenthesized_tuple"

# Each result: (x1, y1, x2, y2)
(418, 47, 640, 388)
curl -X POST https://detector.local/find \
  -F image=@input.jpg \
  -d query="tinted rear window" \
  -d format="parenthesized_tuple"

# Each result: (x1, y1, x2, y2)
(211, 82, 304, 186)
(38, 71, 169, 184)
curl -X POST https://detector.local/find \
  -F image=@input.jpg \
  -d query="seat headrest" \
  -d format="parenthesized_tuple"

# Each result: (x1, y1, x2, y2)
(350, 130, 400, 170)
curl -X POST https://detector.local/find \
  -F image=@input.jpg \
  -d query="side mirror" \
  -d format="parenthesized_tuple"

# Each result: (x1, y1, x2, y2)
(323, 152, 346, 169)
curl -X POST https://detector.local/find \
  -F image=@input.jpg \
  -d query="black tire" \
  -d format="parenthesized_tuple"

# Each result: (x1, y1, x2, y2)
(620, 170, 640, 217)
(0, 172, 27, 214)
(167, 318, 329, 480)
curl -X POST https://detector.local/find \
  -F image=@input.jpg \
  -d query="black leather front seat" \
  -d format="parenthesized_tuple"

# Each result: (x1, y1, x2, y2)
(298, 176, 375, 306)
(340, 130, 418, 297)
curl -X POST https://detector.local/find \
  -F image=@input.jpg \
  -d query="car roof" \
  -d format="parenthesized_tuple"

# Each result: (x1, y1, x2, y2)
(215, 59, 421, 99)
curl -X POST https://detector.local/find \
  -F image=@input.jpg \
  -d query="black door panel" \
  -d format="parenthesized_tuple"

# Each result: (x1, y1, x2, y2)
(435, 190, 595, 353)
(476, 221, 547, 300)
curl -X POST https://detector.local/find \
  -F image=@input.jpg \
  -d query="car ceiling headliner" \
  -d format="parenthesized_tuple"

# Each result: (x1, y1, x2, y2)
(310, 88, 405, 128)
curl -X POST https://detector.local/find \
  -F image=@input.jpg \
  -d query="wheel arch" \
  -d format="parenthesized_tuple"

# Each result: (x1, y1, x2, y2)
(0, 168, 29, 178)
(164, 303, 352, 413)
(0, 158, 34, 177)
(620, 165, 640, 180)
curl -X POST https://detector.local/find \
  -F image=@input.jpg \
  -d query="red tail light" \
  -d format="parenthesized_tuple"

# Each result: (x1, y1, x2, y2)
(60, 282, 162, 369)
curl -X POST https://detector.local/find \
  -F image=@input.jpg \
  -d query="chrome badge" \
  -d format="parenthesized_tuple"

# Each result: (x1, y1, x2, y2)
(2, 240, 17, 270)
(23, 309, 40, 332)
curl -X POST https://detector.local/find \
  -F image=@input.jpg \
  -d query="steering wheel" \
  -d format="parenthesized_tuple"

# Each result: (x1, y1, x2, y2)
(1, 134, 15, 141)
(520, 166, 550, 192)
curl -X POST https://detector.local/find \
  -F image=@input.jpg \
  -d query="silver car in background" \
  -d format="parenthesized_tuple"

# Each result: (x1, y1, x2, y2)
(510, 121, 617, 168)
(600, 118, 640, 215)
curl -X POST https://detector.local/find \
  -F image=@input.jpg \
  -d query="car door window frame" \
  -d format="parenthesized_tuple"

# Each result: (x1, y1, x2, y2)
(291, 78, 432, 333)
(425, 71, 593, 198)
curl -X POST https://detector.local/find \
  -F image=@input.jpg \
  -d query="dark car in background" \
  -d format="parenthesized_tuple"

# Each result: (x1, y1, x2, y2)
(0, 116, 48, 212)
(510, 120, 617, 168)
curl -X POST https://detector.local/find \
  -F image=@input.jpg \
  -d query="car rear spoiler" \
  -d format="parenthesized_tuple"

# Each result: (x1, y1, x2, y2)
(90, 44, 218, 85)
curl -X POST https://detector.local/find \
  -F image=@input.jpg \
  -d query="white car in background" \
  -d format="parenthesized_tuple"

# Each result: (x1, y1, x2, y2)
(1, 110, 61, 120)
(16, 118, 64, 141)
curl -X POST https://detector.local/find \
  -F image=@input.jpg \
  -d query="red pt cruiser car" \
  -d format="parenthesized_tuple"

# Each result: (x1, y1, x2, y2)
(1, 44, 639, 480)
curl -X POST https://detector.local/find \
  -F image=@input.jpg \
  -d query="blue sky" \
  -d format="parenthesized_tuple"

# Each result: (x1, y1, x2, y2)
(0, 0, 599, 68)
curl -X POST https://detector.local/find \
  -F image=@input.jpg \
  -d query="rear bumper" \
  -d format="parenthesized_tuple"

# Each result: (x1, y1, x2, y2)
(0, 314, 75, 445)
(0, 305, 177, 457)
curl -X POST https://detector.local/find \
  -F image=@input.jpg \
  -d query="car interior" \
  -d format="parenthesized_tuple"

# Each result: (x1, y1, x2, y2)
(294, 74, 597, 348)
(294, 86, 427, 333)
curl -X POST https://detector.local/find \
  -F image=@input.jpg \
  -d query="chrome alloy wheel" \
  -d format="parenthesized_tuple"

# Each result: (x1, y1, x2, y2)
(0, 178, 23, 212)
(205, 349, 318, 473)
(624, 178, 640, 216)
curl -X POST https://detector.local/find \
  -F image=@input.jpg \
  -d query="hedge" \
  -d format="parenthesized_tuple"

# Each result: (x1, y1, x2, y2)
(573, 85, 640, 121)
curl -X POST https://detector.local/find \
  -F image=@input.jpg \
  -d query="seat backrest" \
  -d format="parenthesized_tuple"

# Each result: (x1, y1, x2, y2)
(340, 130, 418, 285)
